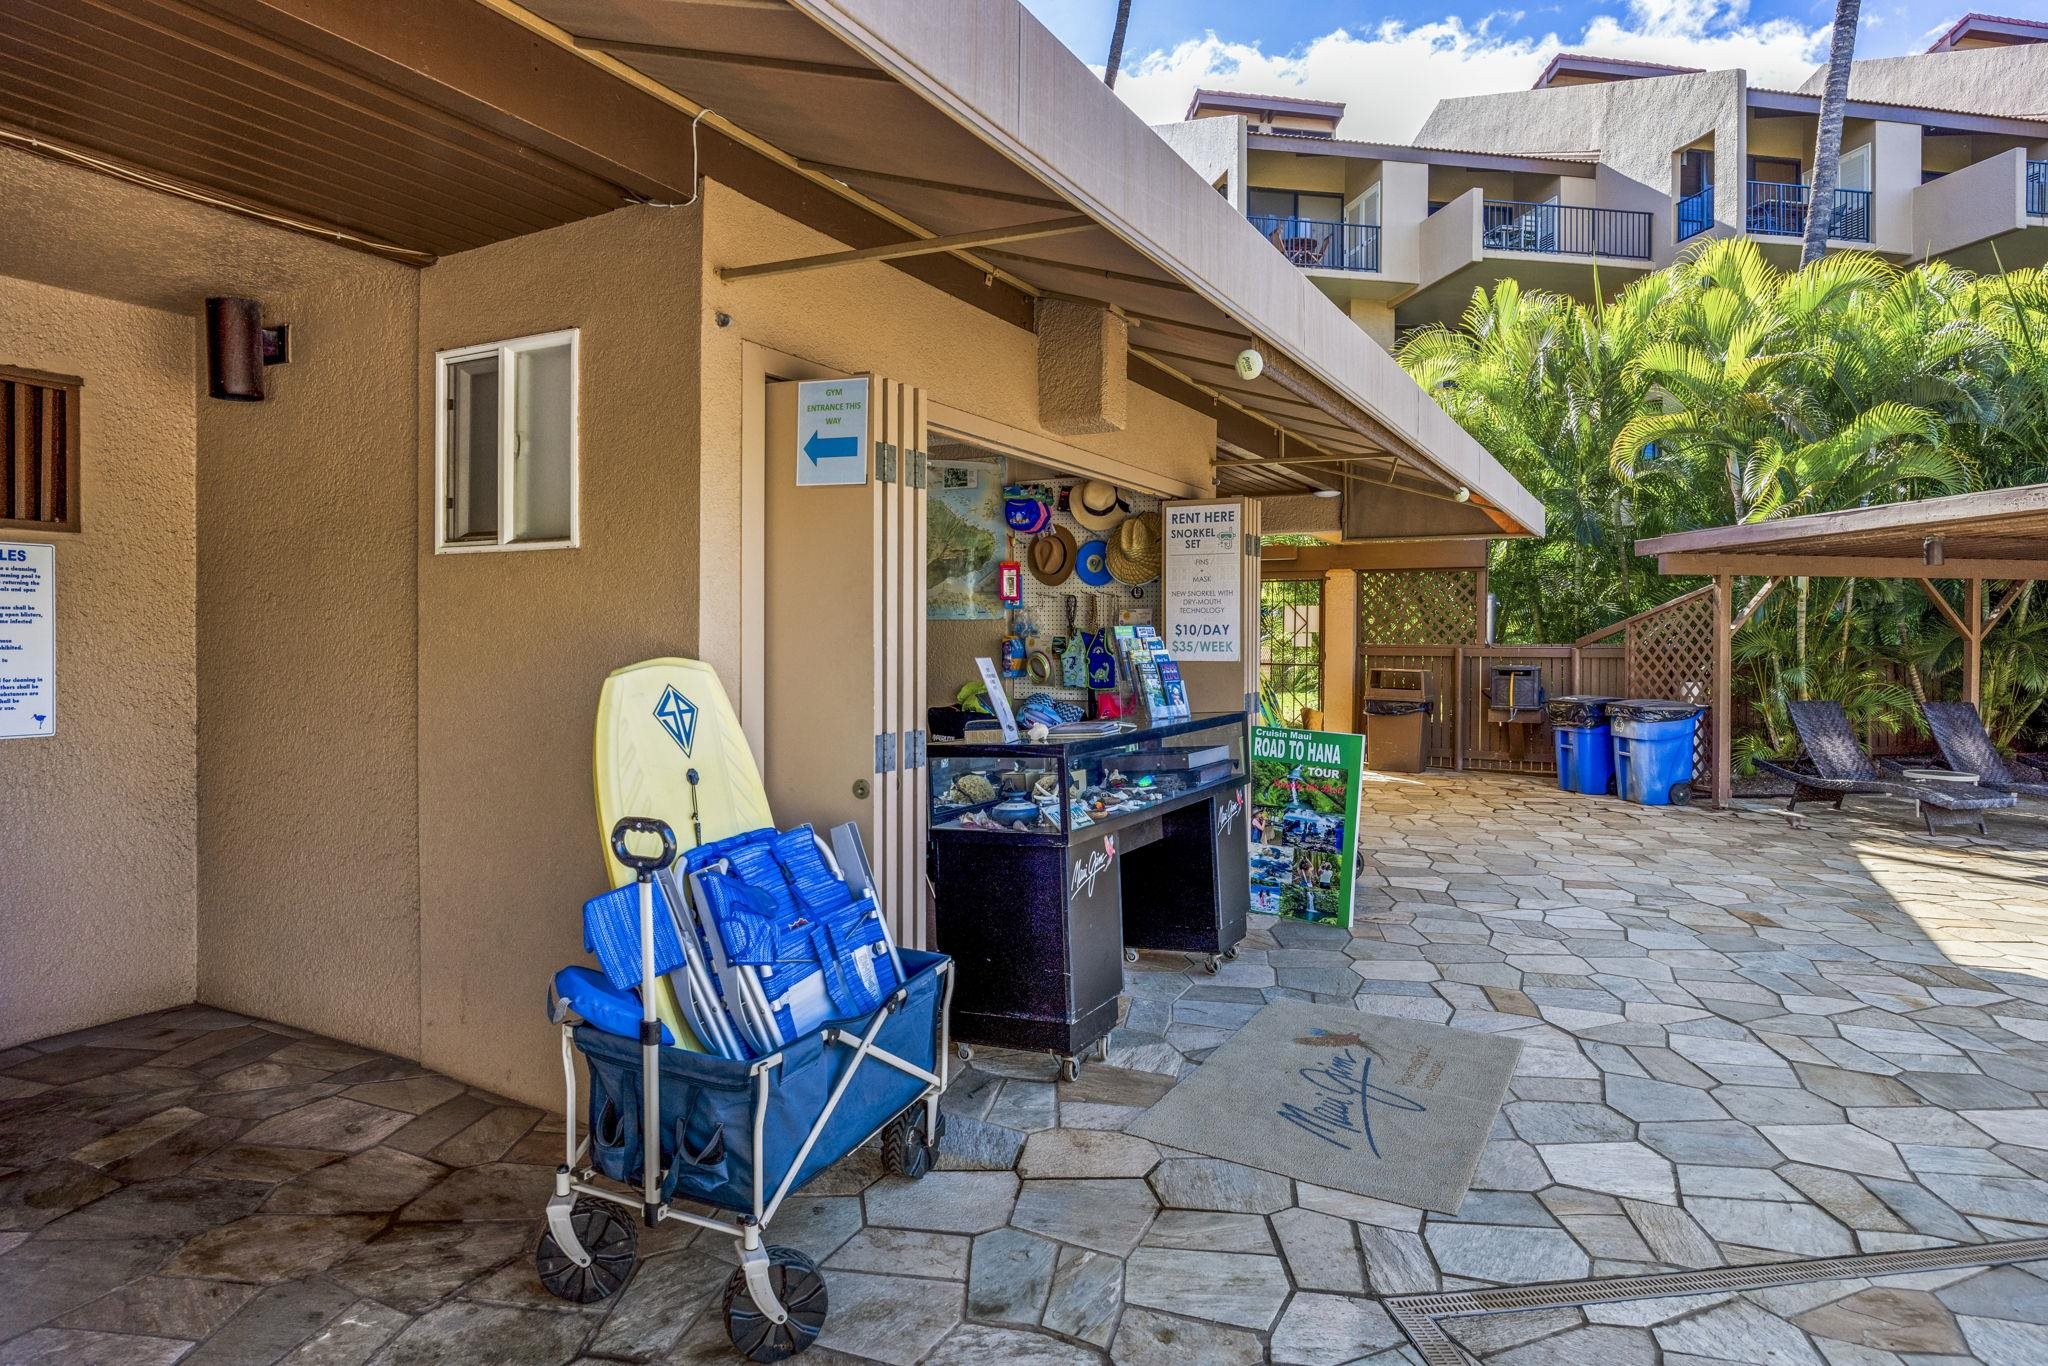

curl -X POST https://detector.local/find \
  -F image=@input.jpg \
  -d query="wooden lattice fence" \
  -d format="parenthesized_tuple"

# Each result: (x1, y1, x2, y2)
(1353, 572, 1718, 792)
(1580, 585, 1718, 795)
(1359, 570, 1480, 646)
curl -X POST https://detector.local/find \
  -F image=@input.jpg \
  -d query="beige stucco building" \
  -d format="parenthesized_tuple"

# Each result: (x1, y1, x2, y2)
(0, 0, 1538, 1108)
(1161, 15, 2048, 339)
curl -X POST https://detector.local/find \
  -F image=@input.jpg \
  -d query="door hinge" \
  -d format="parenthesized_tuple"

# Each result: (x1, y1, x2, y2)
(875, 442, 897, 484)
(1244, 690, 1258, 715)
(875, 732, 897, 773)
(905, 729, 926, 769)
(909, 450, 928, 489)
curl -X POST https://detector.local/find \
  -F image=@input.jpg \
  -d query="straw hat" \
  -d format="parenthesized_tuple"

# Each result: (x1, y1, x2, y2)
(1070, 480, 1124, 532)
(1027, 525, 1077, 586)
(1107, 511, 1162, 585)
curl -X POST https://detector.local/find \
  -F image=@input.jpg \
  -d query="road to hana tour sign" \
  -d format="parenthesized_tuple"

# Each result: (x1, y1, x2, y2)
(1249, 726, 1363, 928)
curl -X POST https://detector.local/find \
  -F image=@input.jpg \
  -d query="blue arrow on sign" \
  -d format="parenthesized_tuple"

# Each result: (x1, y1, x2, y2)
(804, 429, 860, 464)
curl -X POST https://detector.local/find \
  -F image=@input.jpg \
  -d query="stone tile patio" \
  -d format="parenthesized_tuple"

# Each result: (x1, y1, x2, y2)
(6, 772, 2048, 1363)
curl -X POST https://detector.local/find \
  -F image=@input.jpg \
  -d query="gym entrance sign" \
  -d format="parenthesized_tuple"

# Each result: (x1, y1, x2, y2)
(0, 541, 55, 739)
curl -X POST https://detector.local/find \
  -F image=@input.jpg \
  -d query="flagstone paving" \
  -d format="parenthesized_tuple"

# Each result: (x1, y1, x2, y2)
(6, 773, 2048, 1361)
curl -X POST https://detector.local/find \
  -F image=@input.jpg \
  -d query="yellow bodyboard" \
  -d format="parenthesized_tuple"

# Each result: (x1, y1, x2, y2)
(594, 659, 777, 1053)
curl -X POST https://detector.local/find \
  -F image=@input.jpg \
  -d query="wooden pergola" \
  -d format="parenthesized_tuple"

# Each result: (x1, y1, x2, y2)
(1634, 485, 2048, 807)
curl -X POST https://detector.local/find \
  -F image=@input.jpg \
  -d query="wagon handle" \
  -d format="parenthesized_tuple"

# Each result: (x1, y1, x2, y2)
(611, 817, 677, 878)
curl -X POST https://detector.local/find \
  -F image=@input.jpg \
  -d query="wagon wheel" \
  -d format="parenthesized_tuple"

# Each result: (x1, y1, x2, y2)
(723, 1247, 828, 1362)
(534, 1200, 637, 1304)
(881, 1106, 944, 1179)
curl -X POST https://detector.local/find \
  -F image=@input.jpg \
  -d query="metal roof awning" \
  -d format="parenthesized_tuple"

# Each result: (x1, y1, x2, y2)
(1634, 485, 2048, 579)
(1637, 486, 2048, 808)
(512, 0, 1542, 537)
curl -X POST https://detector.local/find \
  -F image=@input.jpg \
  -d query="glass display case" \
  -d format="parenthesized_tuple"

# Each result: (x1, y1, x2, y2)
(929, 713, 1248, 839)
(927, 714, 1252, 1079)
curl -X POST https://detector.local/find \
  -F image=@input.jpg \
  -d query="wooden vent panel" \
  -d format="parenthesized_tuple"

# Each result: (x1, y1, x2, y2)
(0, 367, 81, 533)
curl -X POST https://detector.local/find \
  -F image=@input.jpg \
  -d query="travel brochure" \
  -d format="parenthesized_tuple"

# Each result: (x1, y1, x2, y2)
(1110, 624, 1190, 726)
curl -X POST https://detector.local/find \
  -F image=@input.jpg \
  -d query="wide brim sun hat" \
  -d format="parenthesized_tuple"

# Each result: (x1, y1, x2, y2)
(1106, 510, 1162, 586)
(1027, 525, 1077, 586)
(1070, 480, 1124, 532)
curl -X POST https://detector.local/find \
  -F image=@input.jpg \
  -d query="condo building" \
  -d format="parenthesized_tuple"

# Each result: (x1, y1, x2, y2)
(1157, 13, 2048, 343)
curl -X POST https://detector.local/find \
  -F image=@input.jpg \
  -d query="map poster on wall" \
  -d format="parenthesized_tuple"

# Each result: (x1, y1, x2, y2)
(1163, 499, 1241, 661)
(927, 459, 1005, 620)
(0, 541, 55, 739)
(1249, 726, 1362, 928)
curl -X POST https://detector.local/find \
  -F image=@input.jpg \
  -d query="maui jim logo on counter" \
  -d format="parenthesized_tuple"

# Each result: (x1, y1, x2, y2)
(1070, 836, 1117, 900)
(1216, 789, 1244, 837)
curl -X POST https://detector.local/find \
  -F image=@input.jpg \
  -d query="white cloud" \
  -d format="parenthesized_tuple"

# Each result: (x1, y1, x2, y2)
(1110, 0, 1830, 141)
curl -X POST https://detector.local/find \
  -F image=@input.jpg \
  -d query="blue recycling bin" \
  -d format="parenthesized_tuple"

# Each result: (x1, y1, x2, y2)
(1608, 701, 1703, 806)
(1547, 696, 1618, 795)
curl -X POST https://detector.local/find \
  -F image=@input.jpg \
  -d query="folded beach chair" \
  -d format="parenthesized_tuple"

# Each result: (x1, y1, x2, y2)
(1913, 701, 2048, 801)
(1753, 700, 2014, 835)
(684, 825, 901, 1057)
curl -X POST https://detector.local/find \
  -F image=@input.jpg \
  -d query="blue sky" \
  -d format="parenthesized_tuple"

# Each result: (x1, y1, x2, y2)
(1018, 1, 1998, 139)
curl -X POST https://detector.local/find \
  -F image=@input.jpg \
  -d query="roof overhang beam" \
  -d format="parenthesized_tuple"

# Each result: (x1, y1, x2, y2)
(718, 215, 1095, 280)
(1654, 553, 2043, 580)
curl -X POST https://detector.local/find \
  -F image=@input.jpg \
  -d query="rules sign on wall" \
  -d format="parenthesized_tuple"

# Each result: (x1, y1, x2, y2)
(1162, 499, 1241, 661)
(0, 541, 55, 739)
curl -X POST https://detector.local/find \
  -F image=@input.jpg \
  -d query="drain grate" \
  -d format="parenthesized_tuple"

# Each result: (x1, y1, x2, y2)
(1383, 1236, 2048, 1365)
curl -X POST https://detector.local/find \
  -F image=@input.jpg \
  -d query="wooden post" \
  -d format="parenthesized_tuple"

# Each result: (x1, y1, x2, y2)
(1713, 574, 1733, 808)
(1321, 569, 1360, 734)
(1965, 578, 1983, 708)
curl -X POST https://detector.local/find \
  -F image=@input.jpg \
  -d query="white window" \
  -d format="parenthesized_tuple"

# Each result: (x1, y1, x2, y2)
(434, 329, 578, 552)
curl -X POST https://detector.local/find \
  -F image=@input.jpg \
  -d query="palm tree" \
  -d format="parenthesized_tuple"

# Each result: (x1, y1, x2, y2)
(1801, 0, 1863, 266)
(1104, 1, 1134, 89)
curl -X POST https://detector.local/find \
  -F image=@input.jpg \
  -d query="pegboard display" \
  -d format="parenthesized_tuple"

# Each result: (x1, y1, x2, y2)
(925, 447, 1161, 708)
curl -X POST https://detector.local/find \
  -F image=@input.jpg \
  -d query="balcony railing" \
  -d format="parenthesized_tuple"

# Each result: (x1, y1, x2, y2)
(1745, 181, 1872, 242)
(1676, 185, 1714, 243)
(1480, 201, 1653, 260)
(2030, 161, 2047, 218)
(1250, 215, 1381, 272)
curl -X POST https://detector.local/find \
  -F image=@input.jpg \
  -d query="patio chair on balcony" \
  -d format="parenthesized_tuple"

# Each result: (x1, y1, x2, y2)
(1911, 701, 2048, 800)
(1280, 231, 1331, 268)
(1753, 700, 2015, 834)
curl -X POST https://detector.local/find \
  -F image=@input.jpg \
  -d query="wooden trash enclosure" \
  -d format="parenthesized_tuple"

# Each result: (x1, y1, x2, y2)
(1265, 550, 1716, 790)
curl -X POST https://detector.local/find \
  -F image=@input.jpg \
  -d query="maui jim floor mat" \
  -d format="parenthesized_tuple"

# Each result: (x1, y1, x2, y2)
(1127, 999, 1521, 1215)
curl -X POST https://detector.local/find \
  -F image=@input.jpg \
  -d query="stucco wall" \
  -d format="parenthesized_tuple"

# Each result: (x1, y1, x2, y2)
(1797, 46, 2048, 121)
(1156, 117, 1247, 209)
(1418, 70, 1746, 266)
(0, 277, 197, 1048)
(1248, 149, 1348, 197)
(1913, 149, 2029, 262)
(416, 205, 705, 1105)
(195, 258, 421, 1059)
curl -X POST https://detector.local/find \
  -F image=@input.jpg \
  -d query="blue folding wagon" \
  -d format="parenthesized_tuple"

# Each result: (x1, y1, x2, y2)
(538, 817, 953, 1361)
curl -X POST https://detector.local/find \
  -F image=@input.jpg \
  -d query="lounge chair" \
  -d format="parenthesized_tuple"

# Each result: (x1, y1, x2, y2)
(1753, 700, 2015, 835)
(1912, 701, 2048, 801)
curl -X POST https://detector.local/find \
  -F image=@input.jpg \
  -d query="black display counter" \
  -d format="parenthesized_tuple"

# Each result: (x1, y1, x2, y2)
(926, 714, 1249, 1080)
